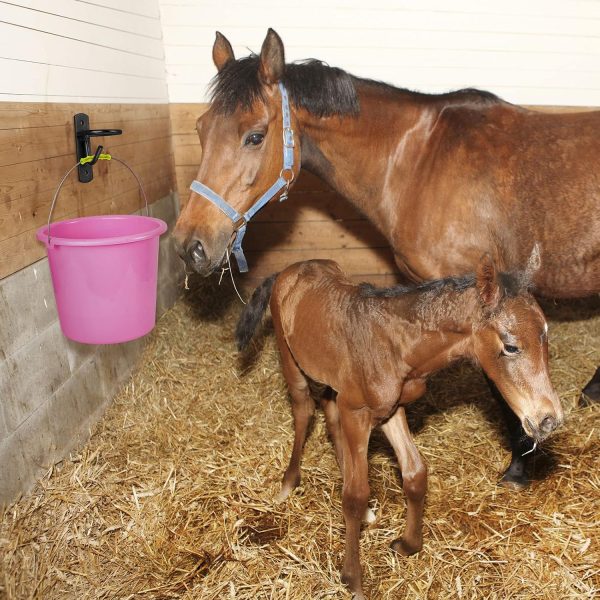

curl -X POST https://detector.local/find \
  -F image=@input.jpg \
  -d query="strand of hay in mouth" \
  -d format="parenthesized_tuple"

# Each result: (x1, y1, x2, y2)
(1, 278, 599, 599)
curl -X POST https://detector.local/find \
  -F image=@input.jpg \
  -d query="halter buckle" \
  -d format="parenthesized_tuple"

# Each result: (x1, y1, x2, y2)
(283, 127, 295, 148)
(232, 215, 247, 231)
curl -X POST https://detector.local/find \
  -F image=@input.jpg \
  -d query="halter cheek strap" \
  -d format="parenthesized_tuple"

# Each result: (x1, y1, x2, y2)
(189, 82, 295, 273)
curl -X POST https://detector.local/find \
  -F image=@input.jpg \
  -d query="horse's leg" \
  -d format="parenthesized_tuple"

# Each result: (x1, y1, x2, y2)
(274, 341, 315, 502)
(338, 402, 371, 600)
(321, 397, 377, 525)
(485, 376, 534, 490)
(381, 407, 427, 556)
(581, 367, 600, 405)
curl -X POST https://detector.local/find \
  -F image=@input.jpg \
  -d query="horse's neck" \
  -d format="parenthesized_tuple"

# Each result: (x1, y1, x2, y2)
(298, 87, 439, 231)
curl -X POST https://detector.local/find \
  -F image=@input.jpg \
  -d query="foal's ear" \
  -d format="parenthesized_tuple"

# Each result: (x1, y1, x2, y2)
(213, 31, 235, 72)
(525, 242, 542, 279)
(476, 253, 501, 308)
(259, 28, 285, 84)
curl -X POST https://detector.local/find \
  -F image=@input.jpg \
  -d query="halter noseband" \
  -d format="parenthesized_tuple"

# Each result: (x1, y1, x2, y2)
(189, 82, 296, 273)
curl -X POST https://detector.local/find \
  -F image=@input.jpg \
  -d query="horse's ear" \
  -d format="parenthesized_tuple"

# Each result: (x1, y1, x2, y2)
(258, 28, 285, 84)
(213, 31, 235, 72)
(476, 253, 501, 308)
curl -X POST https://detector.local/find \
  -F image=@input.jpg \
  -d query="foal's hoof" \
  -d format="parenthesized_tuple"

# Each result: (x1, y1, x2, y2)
(498, 470, 530, 491)
(362, 506, 377, 525)
(580, 368, 600, 406)
(390, 536, 421, 557)
(340, 572, 365, 600)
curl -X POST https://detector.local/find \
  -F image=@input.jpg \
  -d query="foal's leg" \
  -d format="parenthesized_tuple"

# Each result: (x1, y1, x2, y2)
(338, 403, 371, 600)
(485, 376, 534, 490)
(273, 341, 315, 502)
(381, 407, 427, 556)
(320, 396, 344, 469)
(321, 397, 377, 525)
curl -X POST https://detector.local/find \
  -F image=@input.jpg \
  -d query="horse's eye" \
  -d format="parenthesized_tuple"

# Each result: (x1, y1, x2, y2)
(244, 132, 264, 146)
(502, 343, 521, 356)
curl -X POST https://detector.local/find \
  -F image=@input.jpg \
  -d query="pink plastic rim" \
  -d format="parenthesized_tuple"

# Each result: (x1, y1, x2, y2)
(36, 215, 168, 247)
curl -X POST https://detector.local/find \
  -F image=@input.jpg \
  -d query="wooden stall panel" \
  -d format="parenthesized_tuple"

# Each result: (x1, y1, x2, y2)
(0, 102, 175, 279)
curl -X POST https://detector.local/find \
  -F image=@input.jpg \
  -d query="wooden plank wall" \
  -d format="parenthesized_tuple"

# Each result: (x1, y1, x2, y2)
(169, 103, 398, 288)
(0, 103, 174, 279)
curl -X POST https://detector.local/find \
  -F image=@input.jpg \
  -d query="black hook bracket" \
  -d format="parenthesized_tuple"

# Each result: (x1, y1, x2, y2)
(74, 113, 122, 183)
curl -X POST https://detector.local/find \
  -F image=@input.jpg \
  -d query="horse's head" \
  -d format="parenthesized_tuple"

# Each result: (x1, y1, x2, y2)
(172, 29, 301, 275)
(472, 251, 563, 443)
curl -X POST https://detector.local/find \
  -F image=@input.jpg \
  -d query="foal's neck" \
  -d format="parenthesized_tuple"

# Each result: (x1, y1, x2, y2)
(391, 286, 481, 374)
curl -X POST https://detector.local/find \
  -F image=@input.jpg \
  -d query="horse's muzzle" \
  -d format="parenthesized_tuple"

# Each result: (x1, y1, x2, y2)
(173, 237, 214, 276)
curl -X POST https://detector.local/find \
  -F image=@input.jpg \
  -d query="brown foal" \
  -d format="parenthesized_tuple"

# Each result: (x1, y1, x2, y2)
(236, 255, 562, 599)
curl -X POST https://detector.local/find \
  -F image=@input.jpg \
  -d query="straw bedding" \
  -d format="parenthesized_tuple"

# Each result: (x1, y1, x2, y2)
(1, 277, 599, 599)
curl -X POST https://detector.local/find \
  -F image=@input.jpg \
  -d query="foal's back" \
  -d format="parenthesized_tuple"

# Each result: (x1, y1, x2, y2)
(271, 259, 416, 408)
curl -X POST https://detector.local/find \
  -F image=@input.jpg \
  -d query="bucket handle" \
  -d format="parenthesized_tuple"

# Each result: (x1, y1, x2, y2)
(47, 156, 149, 245)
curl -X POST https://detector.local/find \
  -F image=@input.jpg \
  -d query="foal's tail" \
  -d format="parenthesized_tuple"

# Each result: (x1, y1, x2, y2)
(235, 273, 278, 351)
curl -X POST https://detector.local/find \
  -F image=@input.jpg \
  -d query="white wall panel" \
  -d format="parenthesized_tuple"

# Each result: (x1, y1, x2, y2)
(158, 0, 600, 106)
(0, 0, 167, 102)
(8, 0, 163, 38)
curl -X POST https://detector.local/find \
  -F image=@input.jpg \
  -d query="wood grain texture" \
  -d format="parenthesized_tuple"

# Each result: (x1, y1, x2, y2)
(1, 102, 174, 279)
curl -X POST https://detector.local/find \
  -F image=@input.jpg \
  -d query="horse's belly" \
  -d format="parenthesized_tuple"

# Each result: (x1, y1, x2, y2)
(391, 241, 487, 282)
(536, 254, 600, 298)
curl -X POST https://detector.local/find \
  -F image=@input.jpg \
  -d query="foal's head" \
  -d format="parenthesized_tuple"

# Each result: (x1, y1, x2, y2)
(472, 254, 563, 442)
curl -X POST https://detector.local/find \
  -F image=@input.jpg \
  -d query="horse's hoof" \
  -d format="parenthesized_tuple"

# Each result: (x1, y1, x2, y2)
(498, 471, 530, 491)
(390, 536, 421, 557)
(580, 368, 600, 406)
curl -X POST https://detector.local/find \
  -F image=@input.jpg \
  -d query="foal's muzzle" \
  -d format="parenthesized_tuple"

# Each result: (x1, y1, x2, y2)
(523, 414, 561, 442)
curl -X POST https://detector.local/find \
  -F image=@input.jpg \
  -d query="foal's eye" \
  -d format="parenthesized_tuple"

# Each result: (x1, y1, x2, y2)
(244, 132, 264, 146)
(502, 344, 521, 356)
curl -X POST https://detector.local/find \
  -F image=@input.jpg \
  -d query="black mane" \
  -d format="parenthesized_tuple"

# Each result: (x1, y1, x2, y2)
(209, 55, 359, 117)
(209, 55, 501, 117)
(359, 274, 476, 299)
(359, 271, 528, 299)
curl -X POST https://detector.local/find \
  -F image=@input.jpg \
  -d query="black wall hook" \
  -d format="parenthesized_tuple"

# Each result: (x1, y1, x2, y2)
(74, 113, 122, 183)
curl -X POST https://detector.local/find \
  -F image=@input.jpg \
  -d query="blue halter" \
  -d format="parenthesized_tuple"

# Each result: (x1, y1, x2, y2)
(189, 82, 295, 273)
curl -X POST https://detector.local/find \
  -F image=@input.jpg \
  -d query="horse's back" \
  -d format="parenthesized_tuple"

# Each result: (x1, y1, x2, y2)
(397, 100, 600, 296)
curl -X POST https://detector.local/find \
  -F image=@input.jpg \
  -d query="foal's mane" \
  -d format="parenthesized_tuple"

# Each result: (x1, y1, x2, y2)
(359, 271, 528, 300)
(209, 55, 502, 117)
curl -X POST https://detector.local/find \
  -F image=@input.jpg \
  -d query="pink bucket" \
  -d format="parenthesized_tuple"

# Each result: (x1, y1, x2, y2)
(37, 157, 168, 344)
(37, 215, 168, 344)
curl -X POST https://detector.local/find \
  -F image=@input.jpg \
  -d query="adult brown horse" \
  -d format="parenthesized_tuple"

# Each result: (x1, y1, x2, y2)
(172, 29, 600, 488)
(235, 255, 563, 600)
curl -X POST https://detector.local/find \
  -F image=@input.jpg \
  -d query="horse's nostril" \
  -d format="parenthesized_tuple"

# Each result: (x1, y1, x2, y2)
(189, 240, 206, 263)
(540, 415, 557, 434)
